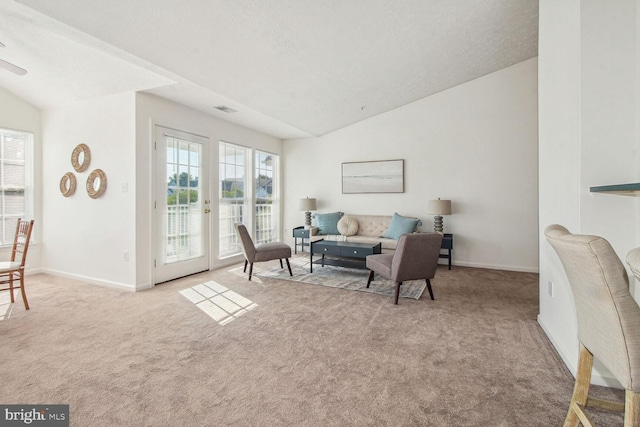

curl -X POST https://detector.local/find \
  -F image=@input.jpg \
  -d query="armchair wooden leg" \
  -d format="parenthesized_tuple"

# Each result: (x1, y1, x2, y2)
(394, 281, 402, 305)
(426, 279, 435, 300)
(243, 260, 248, 273)
(366, 270, 374, 288)
(564, 343, 594, 427)
(19, 274, 29, 310)
(279, 259, 283, 269)
(248, 263, 254, 281)
(285, 258, 292, 276)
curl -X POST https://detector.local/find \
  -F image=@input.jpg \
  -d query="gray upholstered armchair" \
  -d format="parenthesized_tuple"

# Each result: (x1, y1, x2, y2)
(365, 232, 443, 304)
(234, 223, 292, 281)
(545, 224, 640, 426)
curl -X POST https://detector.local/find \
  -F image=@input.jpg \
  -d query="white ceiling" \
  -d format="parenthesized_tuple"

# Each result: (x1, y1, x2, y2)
(1, 0, 538, 139)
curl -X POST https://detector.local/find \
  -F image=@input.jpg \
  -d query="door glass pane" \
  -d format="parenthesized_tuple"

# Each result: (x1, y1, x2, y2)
(165, 137, 202, 264)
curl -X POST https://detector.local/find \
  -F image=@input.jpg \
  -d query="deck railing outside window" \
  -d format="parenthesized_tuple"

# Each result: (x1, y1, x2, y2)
(219, 200, 244, 258)
(166, 204, 202, 263)
(255, 199, 275, 245)
(219, 200, 275, 257)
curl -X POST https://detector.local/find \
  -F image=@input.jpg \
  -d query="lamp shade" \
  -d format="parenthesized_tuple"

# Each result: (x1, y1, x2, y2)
(427, 199, 452, 215)
(299, 197, 317, 211)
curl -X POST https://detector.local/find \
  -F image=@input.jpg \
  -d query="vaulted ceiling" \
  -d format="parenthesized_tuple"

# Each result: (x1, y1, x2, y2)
(0, 0, 538, 139)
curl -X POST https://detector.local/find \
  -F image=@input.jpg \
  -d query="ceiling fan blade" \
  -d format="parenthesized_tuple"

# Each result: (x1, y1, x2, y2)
(0, 58, 27, 75)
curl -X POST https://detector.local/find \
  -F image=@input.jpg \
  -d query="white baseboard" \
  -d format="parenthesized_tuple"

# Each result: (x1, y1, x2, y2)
(450, 260, 539, 273)
(39, 268, 138, 292)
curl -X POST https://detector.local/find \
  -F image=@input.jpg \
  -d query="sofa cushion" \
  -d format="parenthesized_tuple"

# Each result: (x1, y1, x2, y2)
(337, 215, 359, 236)
(350, 214, 392, 237)
(381, 212, 421, 240)
(347, 235, 398, 250)
(313, 212, 343, 235)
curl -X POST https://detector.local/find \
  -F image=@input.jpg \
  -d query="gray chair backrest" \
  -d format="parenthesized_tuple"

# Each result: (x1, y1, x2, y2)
(544, 224, 640, 391)
(392, 233, 443, 282)
(234, 223, 256, 262)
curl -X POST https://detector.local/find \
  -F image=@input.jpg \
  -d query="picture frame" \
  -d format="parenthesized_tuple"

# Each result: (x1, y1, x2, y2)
(342, 159, 404, 194)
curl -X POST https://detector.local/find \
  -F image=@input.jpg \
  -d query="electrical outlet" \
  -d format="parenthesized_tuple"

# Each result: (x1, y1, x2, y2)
(547, 280, 553, 297)
(124, 250, 129, 262)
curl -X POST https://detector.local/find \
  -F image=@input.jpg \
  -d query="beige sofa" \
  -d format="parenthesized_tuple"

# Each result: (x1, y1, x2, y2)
(309, 213, 422, 253)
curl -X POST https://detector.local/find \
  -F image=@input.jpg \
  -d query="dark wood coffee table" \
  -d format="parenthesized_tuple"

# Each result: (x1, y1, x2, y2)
(309, 240, 382, 273)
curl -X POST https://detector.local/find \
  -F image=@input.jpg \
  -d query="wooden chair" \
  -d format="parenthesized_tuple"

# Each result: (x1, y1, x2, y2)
(545, 224, 640, 427)
(365, 232, 443, 304)
(234, 223, 292, 281)
(0, 219, 35, 310)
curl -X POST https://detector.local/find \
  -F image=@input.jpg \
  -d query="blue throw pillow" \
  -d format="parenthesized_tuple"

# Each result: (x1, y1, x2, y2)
(313, 212, 343, 235)
(381, 213, 421, 240)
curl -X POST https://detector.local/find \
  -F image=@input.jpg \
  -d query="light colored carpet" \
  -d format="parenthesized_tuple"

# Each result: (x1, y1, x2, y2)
(0, 264, 625, 426)
(229, 255, 427, 301)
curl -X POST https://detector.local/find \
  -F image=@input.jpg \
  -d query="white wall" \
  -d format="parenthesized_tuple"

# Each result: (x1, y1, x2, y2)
(135, 93, 283, 288)
(538, 0, 640, 387)
(283, 58, 539, 272)
(0, 86, 43, 272)
(42, 92, 138, 290)
(29, 90, 284, 291)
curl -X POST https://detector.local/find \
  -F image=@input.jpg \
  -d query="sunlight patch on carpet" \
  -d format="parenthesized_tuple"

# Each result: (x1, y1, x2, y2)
(0, 292, 13, 321)
(180, 281, 257, 325)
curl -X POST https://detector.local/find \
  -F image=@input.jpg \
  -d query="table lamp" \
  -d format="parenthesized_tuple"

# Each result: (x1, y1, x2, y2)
(427, 198, 452, 233)
(299, 197, 317, 229)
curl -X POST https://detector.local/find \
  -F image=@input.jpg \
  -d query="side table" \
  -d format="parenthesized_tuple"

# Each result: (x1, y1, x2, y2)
(293, 226, 314, 254)
(440, 233, 453, 270)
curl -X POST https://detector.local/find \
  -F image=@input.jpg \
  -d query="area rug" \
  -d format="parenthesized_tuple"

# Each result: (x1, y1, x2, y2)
(230, 255, 427, 300)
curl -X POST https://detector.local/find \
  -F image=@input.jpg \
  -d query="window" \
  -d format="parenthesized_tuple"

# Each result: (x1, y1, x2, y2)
(0, 128, 32, 246)
(219, 141, 249, 257)
(255, 150, 279, 245)
(218, 143, 280, 259)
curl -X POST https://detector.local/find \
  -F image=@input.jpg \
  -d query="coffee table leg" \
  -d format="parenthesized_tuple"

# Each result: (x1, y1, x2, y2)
(322, 254, 325, 267)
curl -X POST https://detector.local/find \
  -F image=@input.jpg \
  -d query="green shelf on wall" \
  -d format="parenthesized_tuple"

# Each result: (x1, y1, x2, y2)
(590, 183, 640, 197)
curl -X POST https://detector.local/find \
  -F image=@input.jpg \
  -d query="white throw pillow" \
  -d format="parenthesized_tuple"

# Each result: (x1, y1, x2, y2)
(337, 215, 359, 236)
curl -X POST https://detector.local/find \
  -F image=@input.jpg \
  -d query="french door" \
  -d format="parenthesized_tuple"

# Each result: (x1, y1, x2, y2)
(154, 126, 210, 284)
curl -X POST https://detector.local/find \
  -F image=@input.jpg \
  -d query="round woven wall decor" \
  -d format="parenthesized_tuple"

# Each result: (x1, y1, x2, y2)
(86, 169, 107, 199)
(59, 172, 77, 197)
(71, 143, 91, 173)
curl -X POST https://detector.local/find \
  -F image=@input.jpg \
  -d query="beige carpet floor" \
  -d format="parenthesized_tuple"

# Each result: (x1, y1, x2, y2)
(0, 261, 625, 426)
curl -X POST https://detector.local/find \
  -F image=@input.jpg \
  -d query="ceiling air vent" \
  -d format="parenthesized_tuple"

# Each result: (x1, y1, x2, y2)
(214, 105, 238, 113)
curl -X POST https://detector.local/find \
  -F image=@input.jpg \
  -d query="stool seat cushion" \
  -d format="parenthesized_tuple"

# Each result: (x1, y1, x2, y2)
(0, 261, 21, 273)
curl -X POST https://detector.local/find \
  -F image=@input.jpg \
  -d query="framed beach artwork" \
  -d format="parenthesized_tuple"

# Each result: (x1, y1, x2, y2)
(342, 159, 404, 194)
